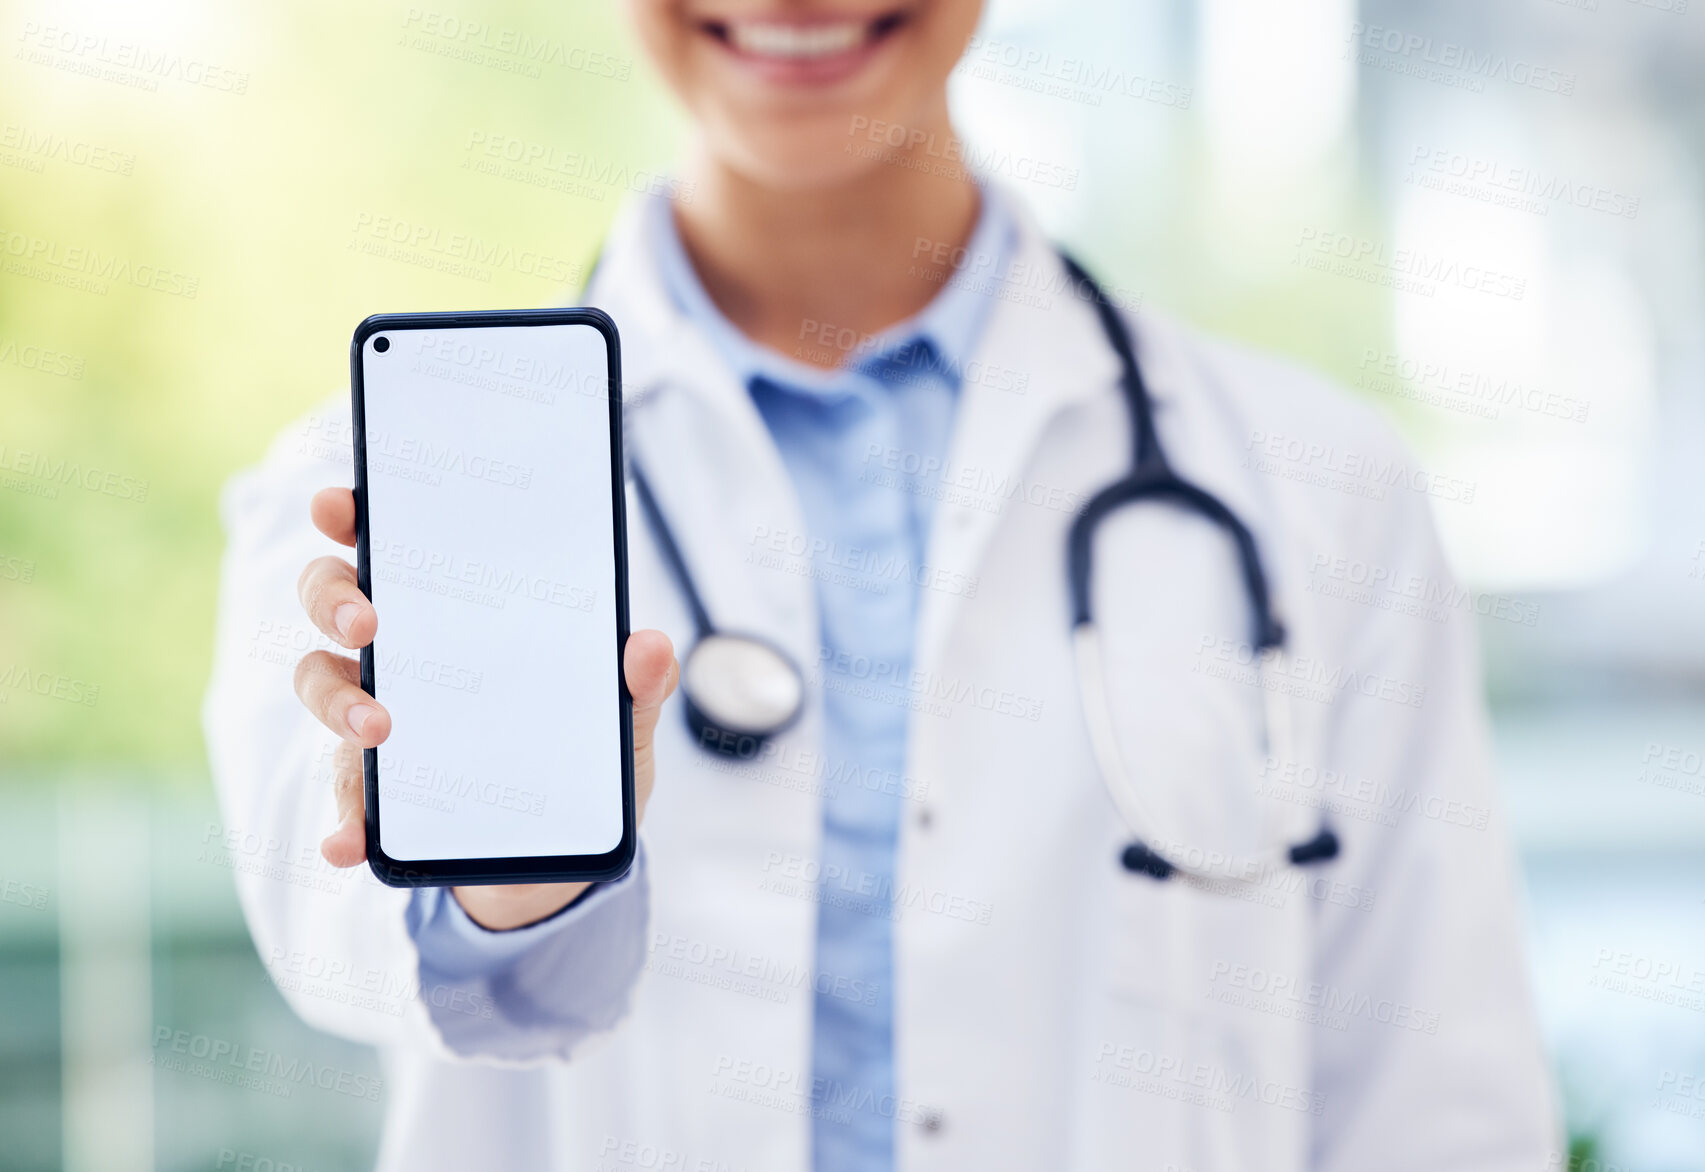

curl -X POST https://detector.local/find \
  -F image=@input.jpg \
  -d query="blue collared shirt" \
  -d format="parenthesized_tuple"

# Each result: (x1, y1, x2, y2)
(646, 189, 1014, 1169)
(410, 186, 1015, 1171)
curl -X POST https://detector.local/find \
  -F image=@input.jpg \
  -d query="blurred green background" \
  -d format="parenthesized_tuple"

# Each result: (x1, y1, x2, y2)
(1, 0, 683, 769)
(4, 0, 1705, 1169)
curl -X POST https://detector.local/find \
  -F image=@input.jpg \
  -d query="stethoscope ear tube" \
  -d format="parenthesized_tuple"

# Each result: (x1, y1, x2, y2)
(1074, 622, 1337, 886)
(1061, 254, 1334, 884)
(631, 460, 808, 757)
(1067, 471, 1285, 652)
(628, 462, 715, 639)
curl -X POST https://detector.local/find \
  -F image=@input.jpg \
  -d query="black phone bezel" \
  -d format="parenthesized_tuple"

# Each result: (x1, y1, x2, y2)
(349, 307, 635, 888)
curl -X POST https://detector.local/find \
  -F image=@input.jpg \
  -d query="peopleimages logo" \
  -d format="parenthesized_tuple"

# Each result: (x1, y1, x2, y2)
(349, 212, 583, 286)
(1207, 961, 1441, 1034)
(1195, 634, 1428, 709)
(303, 414, 535, 490)
(0, 444, 150, 502)
(399, 9, 633, 80)
(0, 336, 85, 380)
(648, 930, 880, 1007)
(814, 648, 1044, 722)
(1344, 22, 1576, 96)
(1091, 1042, 1325, 1115)
(793, 316, 1030, 394)
(1294, 227, 1527, 301)
(908, 235, 1143, 313)
(1243, 429, 1477, 506)
(748, 523, 980, 600)
(369, 537, 596, 613)
(150, 1027, 382, 1101)
(462, 131, 695, 203)
(845, 115, 1079, 191)
(0, 665, 100, 707)
(16, 22, 251, 94)
(0, 123, 136, 175)
(1355, 347, 1589, 425)
(1258, 755, 1493, 831)
(0, 227, 199, 298)
(1406, 145, 1639, 220)
(957, 35, 1193, 109)
(1307, 551, 1543, 628)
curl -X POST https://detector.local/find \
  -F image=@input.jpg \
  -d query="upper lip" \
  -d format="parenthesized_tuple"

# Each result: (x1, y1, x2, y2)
(696, 8, 909, 42)
(693, 7, 905, 24)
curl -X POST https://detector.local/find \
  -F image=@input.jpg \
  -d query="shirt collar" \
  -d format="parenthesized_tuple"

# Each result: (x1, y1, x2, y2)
(642, 185, 1018, 397)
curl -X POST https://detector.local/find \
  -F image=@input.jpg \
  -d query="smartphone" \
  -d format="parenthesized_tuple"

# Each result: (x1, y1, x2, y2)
(349, 308, 632, 886)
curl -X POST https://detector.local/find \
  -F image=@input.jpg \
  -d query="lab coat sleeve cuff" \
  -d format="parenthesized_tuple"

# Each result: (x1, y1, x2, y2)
(409, 845, 647, 982)
(406, 843, 651, 1063)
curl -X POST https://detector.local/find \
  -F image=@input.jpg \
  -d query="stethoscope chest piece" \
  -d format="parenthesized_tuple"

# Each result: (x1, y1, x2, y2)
(680, 632, 806, 755)
(627, 462, 808, 757)
(629, 251, 1340, 890)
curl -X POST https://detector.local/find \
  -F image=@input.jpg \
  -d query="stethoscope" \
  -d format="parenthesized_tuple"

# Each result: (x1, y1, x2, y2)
(626, 251, 1339, 888)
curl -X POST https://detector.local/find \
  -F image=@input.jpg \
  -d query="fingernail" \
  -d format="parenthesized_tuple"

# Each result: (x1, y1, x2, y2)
(335, 603, 361, 639)
(348, 703, 378, 738)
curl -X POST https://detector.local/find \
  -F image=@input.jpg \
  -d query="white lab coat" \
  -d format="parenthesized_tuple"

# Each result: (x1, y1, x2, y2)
(204, 191, 1560, 1171)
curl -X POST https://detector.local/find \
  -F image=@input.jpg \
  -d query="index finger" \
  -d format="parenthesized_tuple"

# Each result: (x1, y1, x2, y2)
(311, 487, 357, 547)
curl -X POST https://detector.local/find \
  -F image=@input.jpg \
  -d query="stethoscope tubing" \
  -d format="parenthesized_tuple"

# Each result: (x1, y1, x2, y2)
(1074, 626, 1301, 888)
(1057, 251, 1337, 880)
(625, 248, 1337, 880)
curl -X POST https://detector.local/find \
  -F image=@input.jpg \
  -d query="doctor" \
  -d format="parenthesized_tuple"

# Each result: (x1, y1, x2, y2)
(205, 0, 1560, 1168)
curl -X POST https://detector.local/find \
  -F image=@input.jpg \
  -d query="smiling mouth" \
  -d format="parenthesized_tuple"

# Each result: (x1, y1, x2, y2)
(698, 9, 910, 71)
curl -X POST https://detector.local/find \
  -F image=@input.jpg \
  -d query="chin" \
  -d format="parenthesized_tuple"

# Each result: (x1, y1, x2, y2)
(713, 115, 914, 192)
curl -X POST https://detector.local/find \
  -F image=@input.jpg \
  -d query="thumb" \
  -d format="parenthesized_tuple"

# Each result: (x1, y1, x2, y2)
(625, 628, 678, 755)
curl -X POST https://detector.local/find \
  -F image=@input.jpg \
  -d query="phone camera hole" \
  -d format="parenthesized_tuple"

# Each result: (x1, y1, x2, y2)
(374, 336, 391, 353)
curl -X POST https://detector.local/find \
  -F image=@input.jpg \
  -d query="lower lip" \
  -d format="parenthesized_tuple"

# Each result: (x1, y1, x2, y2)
(707, 24, 899, 87)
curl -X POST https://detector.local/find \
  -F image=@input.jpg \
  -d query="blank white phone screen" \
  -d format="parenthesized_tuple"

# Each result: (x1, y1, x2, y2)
(359, 323, 622, 863)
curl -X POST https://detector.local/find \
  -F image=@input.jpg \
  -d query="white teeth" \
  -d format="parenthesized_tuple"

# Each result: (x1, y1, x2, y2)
(726, 19, 870, 59)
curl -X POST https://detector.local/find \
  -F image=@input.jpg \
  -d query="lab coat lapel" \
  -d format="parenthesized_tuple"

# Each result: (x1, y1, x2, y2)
(910, 214, 1124, 683)
(588, 200, 820, 682)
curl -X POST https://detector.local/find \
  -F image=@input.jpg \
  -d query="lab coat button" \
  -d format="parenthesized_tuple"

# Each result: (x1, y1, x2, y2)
(919, 1107, 945, 1133)
(916, 806, 934, 830)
